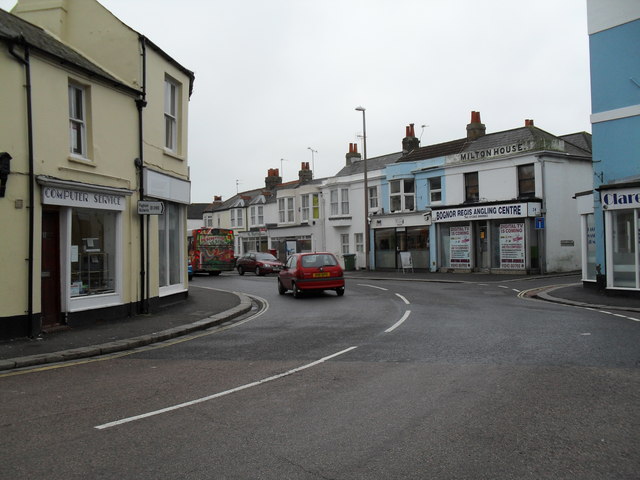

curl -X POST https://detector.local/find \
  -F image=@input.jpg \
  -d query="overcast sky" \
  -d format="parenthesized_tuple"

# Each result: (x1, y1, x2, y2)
(1, 0, 592, 203)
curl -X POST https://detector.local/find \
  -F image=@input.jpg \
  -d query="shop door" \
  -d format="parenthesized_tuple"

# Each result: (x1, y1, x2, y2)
(41, 210, 62, 327)
(475, 222, 489, 271)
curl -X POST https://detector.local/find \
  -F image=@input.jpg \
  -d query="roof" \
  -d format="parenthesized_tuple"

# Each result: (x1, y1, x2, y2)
(334, 152, 403, 177)
(397, 126, 592, 164)
(187, 203, 209, 219)
(0, 9, 139, 95)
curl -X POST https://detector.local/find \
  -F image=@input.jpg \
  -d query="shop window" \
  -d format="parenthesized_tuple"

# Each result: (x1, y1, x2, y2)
(68, 82, 90, 158)
(610, 210, 637, 288)
(390, 179, 415, 212)
(464, 172, 479, 203)
(159, 202, 183, 287)
(584, 213, 597, 281)
(375, 229, 397, 268)
(70, 208, 116, 297)
(428, 177, 442, 204)
(164, 76, 180, 152)
(518, 164, 535, 198)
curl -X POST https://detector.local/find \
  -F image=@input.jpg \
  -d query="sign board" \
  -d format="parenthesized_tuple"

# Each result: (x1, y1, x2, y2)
(535, 217, 545, 229)
(499, 223, 525, 269)
(399, 251, 413, 273)
(137, 200, 165, 215)
(433, 202, 541, 223)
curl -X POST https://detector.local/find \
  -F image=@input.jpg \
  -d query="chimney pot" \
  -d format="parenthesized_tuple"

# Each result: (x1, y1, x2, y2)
(410, 123, 415, 137)
(466, 111, 486, 141)
(525, 119, 534, 126)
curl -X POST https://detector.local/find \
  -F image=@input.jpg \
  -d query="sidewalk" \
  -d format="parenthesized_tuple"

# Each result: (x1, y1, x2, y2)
(1, 271, 638, 372)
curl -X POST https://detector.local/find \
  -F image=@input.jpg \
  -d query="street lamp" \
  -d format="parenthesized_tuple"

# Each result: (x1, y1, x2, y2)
(355, 106, 369, 270)
(307, 147, 317, 175)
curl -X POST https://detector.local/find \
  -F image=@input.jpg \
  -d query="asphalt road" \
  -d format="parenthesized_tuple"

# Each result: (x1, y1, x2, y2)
(1, 274, 639, 479)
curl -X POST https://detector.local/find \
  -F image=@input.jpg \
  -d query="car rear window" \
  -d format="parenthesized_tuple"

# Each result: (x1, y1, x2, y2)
(301, 254, 338, 268)
(256, 253, 277, 261)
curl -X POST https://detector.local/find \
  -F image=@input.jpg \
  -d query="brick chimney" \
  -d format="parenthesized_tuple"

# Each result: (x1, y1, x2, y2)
(298, 162, 313, 182)
(466, 111, 486, 141)
(525, 119, 535, 127)
(402, 123, 420, 154)
(345, 143, 361, 166)
(265, 168, 282, 190)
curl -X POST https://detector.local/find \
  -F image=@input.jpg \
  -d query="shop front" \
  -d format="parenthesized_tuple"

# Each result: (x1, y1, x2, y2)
(600, 184, 640, 290)
(371, 213, 430, 270)
(38, 177, 133, 327)
(432, 201, 542, 273)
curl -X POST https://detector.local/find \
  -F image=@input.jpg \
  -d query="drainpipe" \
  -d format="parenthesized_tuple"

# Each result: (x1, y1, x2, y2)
(9, 40, 37, 336)
(538, 155, 547, 274)
(136, 36, 148, 314)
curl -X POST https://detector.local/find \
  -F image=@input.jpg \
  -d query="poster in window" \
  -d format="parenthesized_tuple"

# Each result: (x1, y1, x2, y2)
(500, 223, 525, 269)
(450, 226, 470, 267)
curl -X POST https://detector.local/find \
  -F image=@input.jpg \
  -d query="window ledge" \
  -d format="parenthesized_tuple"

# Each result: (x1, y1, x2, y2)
(68, 155, 95, 167)
(163, 149, 185, 161)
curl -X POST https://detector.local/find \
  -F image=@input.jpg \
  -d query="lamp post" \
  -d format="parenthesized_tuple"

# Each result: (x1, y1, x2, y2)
(355, 106, 369, 270)
(307, 147, 317, 175)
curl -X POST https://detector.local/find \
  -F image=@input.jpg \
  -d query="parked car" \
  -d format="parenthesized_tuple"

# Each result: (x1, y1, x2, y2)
(236, 252, 284, 276)
(278, 252, 345, 298)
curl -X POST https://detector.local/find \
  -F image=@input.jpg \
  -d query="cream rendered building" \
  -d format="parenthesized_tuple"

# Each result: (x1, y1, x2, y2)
(0, 0, 194, 339)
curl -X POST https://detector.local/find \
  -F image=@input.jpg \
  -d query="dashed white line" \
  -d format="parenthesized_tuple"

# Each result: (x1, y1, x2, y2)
(95, 346, 358, 430)
(385, 310, 411, 333)
(357, 284, 388, 291)
(512, 289, 521, 293)
(498, 285, 509, 289)
(395, 293, 410, 305)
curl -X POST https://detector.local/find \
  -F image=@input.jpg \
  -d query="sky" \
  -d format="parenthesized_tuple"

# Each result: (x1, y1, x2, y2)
(0, 0, 593, 203)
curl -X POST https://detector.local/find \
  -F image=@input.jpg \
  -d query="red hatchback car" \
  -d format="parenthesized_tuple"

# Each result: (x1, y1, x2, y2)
(278, 252, 345, 298)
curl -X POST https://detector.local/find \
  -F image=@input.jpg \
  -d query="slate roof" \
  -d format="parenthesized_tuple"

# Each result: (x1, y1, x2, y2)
(187, 203, 209, 219)
(0, 8, 138, 95)
(334, 152, 403, 177)
(396, 126, 592, 163)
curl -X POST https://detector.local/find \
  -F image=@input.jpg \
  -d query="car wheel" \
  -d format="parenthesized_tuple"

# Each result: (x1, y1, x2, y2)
(277, 279, 286, 295)
(238, 266, 244, 276)
(255, 266, 262, 276)
(292, 282, 302, 299)
(336, 287, 345, 296)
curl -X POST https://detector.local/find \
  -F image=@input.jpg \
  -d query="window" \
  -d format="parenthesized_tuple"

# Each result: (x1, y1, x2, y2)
(369, 186, 378, 209)
(355, 233, 364, 253)
(70, 208, 116, 297)
(164, 78, 179, 152)
(428, 177, 442, 204)
(230, 208, 244, 228)
(250, 205, 263, 226)
(518, 164, 535, 198)
(464, 172, 479, 203)
(278, 197, 294, 223)
(69, 83, 87, 157)
(159, 202, 183, 287)
(389, 179, 415, 212)
(341, 234, 350, 254)
(341, 188, 350, 215)
(301, 195, 310, 222)
(330, 189, 339, 216)
(311, 193, 320, 219)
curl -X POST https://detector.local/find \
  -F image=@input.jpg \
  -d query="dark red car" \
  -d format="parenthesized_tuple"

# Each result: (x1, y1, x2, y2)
(236, 252, 284, 276)
(277, 252, 345, 298)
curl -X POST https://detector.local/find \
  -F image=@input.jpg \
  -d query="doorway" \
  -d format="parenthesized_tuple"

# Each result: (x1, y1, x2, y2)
(41, 210, 62, 327)
(475, 222, 490, 271)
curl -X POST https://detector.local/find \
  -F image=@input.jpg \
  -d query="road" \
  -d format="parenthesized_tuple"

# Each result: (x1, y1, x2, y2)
(1, 274, 639, 479)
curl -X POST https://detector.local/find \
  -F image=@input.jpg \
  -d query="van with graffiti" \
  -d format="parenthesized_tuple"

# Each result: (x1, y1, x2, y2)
(188, 228, 235, 276)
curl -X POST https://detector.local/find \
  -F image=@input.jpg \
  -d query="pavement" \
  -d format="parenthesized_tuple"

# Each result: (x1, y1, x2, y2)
(1, 270, 639, 372)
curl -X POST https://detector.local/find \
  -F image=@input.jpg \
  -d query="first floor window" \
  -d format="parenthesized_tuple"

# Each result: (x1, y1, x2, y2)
(341, 188, 350, 215)
(465, 172, 479, 203)
(278, 197, 294, 223)
(250, 205, 263, 226)
(341, 233, 349, 254)
(164, 77, 180, 152)
(70, 208, 116, 297)
(518, 164, 535, 198)
(159, 202, 183, 287)
(312, 193, 320, 219)
(390, 179, 415, 212)
(301, 195, 310, 222)
(231, 208, 243, 228)
(69, 83, 87, 157)
(428, 177, 442, 204)
(330, 189, 339, 216)
(369, 186, 378, 209)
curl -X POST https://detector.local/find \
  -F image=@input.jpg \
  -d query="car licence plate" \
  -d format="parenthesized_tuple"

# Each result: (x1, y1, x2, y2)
(313, 272, 330, 278)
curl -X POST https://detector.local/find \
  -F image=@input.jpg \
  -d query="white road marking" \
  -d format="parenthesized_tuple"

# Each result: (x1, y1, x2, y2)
(95, 346, 358, 430)
(395, 293, 410, 305)
(385, 310, 411, 333)
(357, 284, 388, 291)
(498, 285, 509, 289)
(512, 289, 521, 293)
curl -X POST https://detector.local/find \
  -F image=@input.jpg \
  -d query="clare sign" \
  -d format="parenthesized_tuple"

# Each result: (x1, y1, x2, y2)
(137, 200, 165, 215)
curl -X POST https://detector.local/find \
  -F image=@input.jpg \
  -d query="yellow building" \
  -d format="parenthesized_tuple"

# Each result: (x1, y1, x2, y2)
(0, 0, 194, 339)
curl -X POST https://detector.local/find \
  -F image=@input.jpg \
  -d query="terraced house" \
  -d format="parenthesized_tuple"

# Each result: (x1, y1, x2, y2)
(0, 0, 194, 339)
